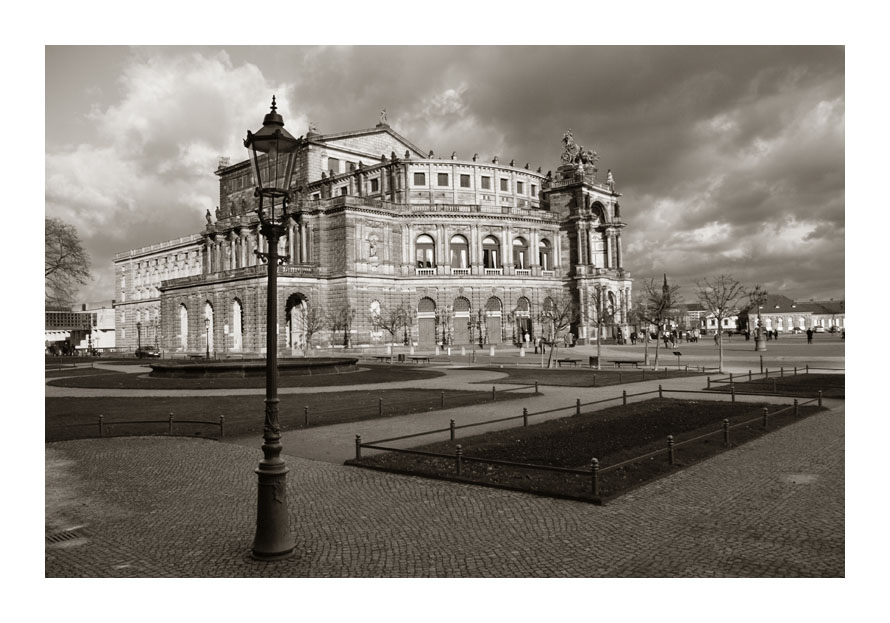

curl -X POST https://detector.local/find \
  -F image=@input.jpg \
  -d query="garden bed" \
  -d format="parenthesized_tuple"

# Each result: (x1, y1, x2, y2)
(348, 398, 824, 503)
(706, 373, 844, 399)
(470, 366, 705, 388)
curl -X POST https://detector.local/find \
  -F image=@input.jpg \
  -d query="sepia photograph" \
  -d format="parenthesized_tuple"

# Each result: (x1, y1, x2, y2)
(34, 4, 866, 619)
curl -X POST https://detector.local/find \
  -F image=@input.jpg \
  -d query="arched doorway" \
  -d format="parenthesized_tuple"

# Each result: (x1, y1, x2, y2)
(286, 293, 307, 353)
(417, 297, 436, 346)
(415, 234, 436, 268)
(512, 238, 529, 270)
(204, 302, 214, 355)
(179, 304, 188, 351)
(232, 299, 243, 351)
(452, 297, 470, 344)
(514, 297, 532, 344)
(485, 297, 502, 344)
(450, 234, 469, 269)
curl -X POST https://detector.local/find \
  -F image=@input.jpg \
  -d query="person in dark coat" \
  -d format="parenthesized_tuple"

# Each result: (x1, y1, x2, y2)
(806, 328, 813, 344)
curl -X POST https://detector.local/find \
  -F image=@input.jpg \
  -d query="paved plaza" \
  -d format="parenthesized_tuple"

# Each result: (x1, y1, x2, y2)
(45, 339, 845, 577)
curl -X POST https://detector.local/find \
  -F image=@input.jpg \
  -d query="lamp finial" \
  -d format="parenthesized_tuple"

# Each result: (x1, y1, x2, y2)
(270, 95, 277, 113)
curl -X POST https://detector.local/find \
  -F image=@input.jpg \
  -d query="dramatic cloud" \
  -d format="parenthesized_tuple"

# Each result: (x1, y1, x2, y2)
(46, 46, 844, 303)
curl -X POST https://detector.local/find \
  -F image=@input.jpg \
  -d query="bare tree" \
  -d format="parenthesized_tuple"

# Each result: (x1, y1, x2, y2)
(586, 287, 618, 370)
(638, 277, 682, 369)
(45, 218, 91, 307)
(539, 290, 579, 368)
(330, 303, 356, 348)
(697, 274, 745, 373)
(370, 302, 409, 363)
(301, 305, 327, 356)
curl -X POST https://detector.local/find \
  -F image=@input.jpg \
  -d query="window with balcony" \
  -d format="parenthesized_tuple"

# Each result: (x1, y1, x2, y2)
(450, 234, 469, 269)
(539, 239, 552, 271)
(415, 234, 436, 268)
(482, 235, 501, 269)
(512, 237, 529, 269)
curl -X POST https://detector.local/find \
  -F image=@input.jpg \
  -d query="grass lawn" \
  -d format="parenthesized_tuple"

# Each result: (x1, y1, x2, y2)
(45, 364, 443, 390)
(349, 398, 824, 503)
(470, 366, 704, 388)
(706, 373, 844, 399)
(45, 387, 528, 442)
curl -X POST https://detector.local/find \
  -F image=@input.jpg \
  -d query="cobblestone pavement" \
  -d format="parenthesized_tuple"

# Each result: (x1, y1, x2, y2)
(45, 403, 844, 577)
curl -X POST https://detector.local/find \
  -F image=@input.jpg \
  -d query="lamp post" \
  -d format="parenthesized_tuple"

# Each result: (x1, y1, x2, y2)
(244, 96, 300, 560)
(750, 285, 768, 352)
(136, 321, 142, 351)
(204, 317, 210, 359)
(467, 310, 483, 363)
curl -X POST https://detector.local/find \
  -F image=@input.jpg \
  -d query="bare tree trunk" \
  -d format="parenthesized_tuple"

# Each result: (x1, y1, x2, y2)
(643, 331, 650, 366)
(596, 323, 602, 370)
(653, 329, 662, 369)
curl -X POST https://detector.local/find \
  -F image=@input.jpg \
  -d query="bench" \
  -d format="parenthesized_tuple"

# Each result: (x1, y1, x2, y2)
(187, 354, 206, 360)
(373, 355, 392, 363)
(610, 360, 642, 368)
(557, 358, 582, 367)
(411, 356, 431, 365)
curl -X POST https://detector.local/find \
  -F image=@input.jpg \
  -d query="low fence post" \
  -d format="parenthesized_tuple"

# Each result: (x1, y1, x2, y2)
(707, 376, 711, 389)
(622, 390, 627, 406)
(591, 458, 600, 497)
(98, 414, 104, 438)
(304, 406, 309, 427)
(762, 407, 768, 429)
(355, 435, 362, 460)
(378, 397, 383, 417)
(818, 390, 823, 407)
(492, 385, 496, 401)
(523, 408, 529, 426)
(667, 435, 675, 465)
(780, 366, 784, 378)
(168, 413, 174, 435)
(729, 372, 733, 384)
(731, 384, 735, 403)
(794, 399, 799, 417)
(219, 415, 225, 438)
(593, 373, 597, 386)
(535, 381, 539, 395)
(794, 366, 797, 376)
(772, 379, 777, 393)
(618, 372, 623, 384)
(723, 419, 730, 446)
(749, 370, 752, 382)
(685, 365, 688, 375)
(658, 384, 663, 399)
(760, 355, 764, 373)
(456, 444, 463, 475)
(806, 364, 809, 374)
(576, 399, 581, 416)
(765, 368, 769, 379)
(441, 391, 445, 409)
(450, 419, 456, 440)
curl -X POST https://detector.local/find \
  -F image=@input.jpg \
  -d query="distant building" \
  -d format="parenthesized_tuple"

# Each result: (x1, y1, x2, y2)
(45, 300, 116, 352)
(738, 294, 844, 333)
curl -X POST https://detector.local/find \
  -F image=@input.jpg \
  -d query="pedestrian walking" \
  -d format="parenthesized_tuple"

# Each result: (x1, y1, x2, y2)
(630, 331, 637, 345)
(806, 328, 813, 344)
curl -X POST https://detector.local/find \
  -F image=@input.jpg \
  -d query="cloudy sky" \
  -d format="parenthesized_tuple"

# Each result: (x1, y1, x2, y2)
(45, 45, 844, 304)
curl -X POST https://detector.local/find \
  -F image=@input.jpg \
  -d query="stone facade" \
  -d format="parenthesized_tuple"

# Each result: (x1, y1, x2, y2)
(114, 123, 632, 354)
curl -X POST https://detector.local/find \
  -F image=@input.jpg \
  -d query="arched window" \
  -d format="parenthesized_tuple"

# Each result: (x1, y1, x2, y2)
(482, 235, 500, 269)
(538, 239, 552, 270)
(179, 304, 188, 351)
(204, 302, 214, 355)
(232, 299, 243, 351)
(286, 294, 307, 352)
(415, 234, 436, 268)
(512, 237, 529, 269)
(450, 234, 469, 268)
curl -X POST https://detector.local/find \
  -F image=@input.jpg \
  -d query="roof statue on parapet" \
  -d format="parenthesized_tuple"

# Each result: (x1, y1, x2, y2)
(379, 108, 387, 125)
(205, 209, 213, 225)
(308, 121, 318, 134)
(607, 169, 615, 192)
(561, 129, 598, 169)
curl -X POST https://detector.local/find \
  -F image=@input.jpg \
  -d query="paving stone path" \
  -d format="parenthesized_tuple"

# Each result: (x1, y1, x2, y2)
(45, 401, 844, 577)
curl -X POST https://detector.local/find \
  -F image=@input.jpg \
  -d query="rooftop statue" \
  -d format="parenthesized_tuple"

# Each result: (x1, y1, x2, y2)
(380, 108, 387, 125)
(561, 129, 598, 168)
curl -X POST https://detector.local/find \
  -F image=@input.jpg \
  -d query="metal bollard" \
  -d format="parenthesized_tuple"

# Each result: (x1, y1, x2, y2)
(723, 419, 730, 446)
(456, 444, 463, 475)
(780, 367, 784, 378)
(622, 390, 627, 406)
(762, 407, 768, 429)
(749, 370, 752, 382)
(667, 435, 675, 465)
(794, 366, 797, 376)
(731, 384, 735, 403)
(760, 355, 764, 373)
(658, 384, 663, 399)
(591, 458, 600, 496)
(98, 414, 104, 438)
(219, 415, 225, 438)
(806, 364, 809, 374)
(535, 381, 539, 395)
(523, 408, 528, 426)
(378, 397, 383, 417)
(304, 406, 309, 427)
(765, 368, 769, 379)
(576, 399, 581, 416)
(492, 385, 496, 401)
(450, 419, 456, 440)
(355, 435, 362, 460)
(441, 391, 445, 409)
(729, 372, 733, 384)
(707, 376, 711, 389)
(168, 413, 174, 435)
(772, 379, 777, 393)
(794, 399, 799, 417)
(818, 390, 823, 407)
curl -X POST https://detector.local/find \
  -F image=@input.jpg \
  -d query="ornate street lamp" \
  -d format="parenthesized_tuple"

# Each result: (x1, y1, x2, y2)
(136, 321, 142, 351)
(467, 309, 483, 363)
(749, 284, 768, 353)
(244, 96, 301, 560)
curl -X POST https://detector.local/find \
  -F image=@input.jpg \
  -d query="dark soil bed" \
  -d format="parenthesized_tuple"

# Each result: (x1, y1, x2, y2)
(349, 398, 824, 504)
(470, 366, 704, 388)
(45, 367, 120, 378)
(706, 373, 844, 399)
(45, 387, 529, 442)
(45, 364, 444, 390)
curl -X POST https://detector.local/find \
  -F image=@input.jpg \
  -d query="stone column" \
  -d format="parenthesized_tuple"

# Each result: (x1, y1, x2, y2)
(605, 230, 613, 269)
(588, 228, 597, 267)
(616, 232, 623, 269)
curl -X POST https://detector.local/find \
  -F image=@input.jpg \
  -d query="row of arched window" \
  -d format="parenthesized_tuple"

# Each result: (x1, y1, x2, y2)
(414, 234, 553, 270)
